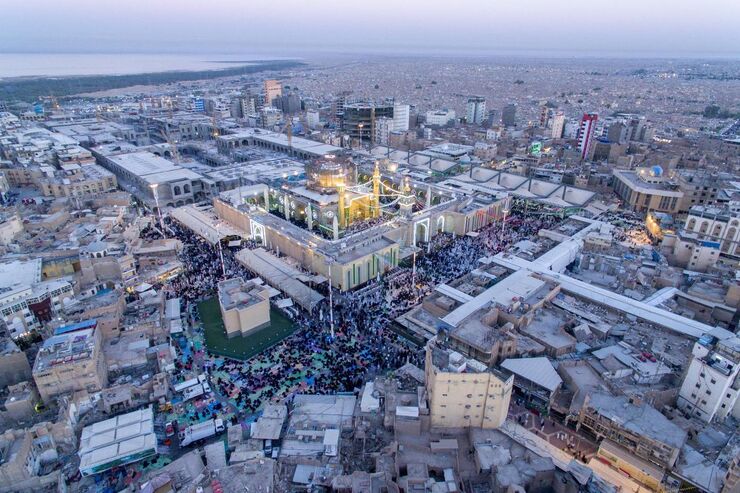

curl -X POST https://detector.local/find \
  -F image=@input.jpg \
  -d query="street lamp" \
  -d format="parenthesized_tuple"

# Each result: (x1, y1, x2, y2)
(149, 183, 166, 238)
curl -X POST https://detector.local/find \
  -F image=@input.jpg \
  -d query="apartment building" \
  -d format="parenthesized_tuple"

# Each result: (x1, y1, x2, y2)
(424, 340, 513, 430)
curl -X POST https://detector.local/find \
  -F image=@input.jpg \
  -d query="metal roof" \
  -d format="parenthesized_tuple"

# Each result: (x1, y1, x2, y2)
(501, 357, 563, 392)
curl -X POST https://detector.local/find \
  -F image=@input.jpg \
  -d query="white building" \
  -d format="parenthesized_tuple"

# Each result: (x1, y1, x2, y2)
(425, 109, 456, 127)
(684, 205, 740, 256)
(374, 117, 392, 146)
(677, 328, 740, 423)
(551, 112, 565, 139)
(306, 110, 321, 130)
(392, 103, 410, 132)
(466, 97, 486, 125)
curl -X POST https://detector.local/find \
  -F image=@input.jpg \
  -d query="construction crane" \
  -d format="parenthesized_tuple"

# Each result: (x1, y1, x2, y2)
(283, 120, 293, 156)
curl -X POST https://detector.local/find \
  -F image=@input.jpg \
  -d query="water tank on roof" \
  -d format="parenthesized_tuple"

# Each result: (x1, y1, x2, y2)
(650, 165, 663, 177)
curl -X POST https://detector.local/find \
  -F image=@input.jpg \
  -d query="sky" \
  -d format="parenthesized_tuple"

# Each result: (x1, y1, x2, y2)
(2, 0, 739, 58)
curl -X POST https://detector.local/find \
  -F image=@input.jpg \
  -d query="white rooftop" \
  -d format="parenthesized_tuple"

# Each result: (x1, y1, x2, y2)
(501, 357, 563, 392)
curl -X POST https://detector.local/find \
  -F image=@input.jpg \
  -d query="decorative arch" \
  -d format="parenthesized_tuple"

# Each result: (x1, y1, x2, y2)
(413, 218, 430, 246)
(251, 222, 266, 245)
(436, 215, 445, 233)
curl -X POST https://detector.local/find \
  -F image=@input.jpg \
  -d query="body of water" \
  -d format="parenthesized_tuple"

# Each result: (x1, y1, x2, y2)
(0, 53, 281, 79)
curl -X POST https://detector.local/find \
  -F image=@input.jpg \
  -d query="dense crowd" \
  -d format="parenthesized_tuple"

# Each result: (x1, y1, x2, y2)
(142, 205, 566, 419)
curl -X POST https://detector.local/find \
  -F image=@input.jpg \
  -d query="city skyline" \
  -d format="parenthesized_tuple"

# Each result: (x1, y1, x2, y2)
(2, 0, 740, 58)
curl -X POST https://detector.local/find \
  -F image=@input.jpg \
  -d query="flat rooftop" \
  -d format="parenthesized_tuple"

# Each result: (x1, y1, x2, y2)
(586, 393, 687, 448)
(33, 328, 96, 373)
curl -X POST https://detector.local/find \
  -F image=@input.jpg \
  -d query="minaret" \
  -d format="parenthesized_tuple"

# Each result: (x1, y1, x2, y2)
(337, 181, 346, 228)
(399, 177, 414, 217)
(332, 215, 339, 240)
(425, 185, 432, 209)
(306, 203, 313, 231)
(283, 194, 291, 220)
(372, 162, 381, 218)
(263, 188, 270, 210)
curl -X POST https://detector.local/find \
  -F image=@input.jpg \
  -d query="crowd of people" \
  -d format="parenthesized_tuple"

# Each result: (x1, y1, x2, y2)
(142, 204, 567, 422)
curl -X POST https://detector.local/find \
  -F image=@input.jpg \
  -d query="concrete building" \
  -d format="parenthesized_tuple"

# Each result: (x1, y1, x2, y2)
(550, 111, 565, 139)
(661, 232, 721, 272)
(424, 340, 513, 429)
(217, 278, 271, 338)
(373, 116, 392, 146)
(577, 393, 687, 469)
(577, 113, 598, 160)
(466, 97, 486, 125)
(0, 259, 75, 337)
(340, 102, 394, 142)
(38, 163, 117, 198)
(501, 104, 517, 128)
(0, 338, 32, 388)
(32, 327, 107, 402)
(0, 424, 61, 489)
(392, 103, 410, 132)
(0, 214, 22, 245)
(306, 109, 321, 130)
(94, 150, 207, 207)
(683, 205, 740, 256)
(425, 109, 456, 127)
(612, 166, 683, 213)
(263, 79, 282, 107)
(677, 328, 740, 423)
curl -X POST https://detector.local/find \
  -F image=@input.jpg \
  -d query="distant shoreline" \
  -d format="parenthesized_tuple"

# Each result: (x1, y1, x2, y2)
(0, 59, 304, 102)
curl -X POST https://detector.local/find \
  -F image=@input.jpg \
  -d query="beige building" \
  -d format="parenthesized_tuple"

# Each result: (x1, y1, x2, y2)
(424, 340, 513, 430)
(661, 232, 721, 272)
(217, 278, 271, 337)
(38, 163, 117, 198)
(32, 328, 107, 402)
(263, 79, 282, 106)
(684, 205, 740, 256)
(577, 393, 687, 469)
(612, 167, 683, 214)
(0, 214, 22, 245)
(0, 338, 32, 388)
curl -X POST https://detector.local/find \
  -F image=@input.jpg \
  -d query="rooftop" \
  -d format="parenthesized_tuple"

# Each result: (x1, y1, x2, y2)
(586, 393, 687, 448)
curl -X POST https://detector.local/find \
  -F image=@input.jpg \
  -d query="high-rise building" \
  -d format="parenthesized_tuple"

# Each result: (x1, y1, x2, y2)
(677, 329, 740, 423)
(392, 103, 410, 132)
(306, 110, 321, 130)
(374, 117, 392, 146)
(551, 111, 565, 139)
(273, 93, 301, 114)
(340, 102, 394, 141)
(577, 113, 598, 160)
(263, 79, 282, 107)
(466, 96, 486, 125)
(501, 103, 517, 127)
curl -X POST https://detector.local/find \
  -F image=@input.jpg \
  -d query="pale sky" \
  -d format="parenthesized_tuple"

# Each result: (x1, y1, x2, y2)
(2, 0, 739, 57)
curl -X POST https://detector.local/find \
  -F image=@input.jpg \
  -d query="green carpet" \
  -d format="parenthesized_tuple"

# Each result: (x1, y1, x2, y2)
(198, 297, 296, 361)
